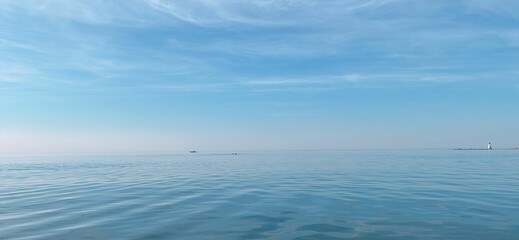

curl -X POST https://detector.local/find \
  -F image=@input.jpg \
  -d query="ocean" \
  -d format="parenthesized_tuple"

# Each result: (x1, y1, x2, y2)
(1, 150, 518, 239)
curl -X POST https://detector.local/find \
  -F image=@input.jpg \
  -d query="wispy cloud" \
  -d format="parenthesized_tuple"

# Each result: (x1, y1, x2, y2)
(148, 83, 233, 93)
(0, 0, 156, 25)
(0, 64, 39, 83)
(0, 0, 518, 95)
(245, 73, 466, 86)
(144, 0, 401, 27)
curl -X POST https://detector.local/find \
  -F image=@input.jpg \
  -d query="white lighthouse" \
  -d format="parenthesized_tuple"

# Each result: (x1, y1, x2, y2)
(488, 142, 492, 150)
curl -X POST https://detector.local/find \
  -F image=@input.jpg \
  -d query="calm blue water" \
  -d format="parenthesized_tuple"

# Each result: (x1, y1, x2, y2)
(1, 150, 519, 240)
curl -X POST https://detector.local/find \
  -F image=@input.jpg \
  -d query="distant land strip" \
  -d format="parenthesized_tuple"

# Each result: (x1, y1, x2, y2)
(453, 148, 519, 151)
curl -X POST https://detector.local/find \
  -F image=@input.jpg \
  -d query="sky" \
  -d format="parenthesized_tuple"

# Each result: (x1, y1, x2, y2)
(1, 0, 519, 154)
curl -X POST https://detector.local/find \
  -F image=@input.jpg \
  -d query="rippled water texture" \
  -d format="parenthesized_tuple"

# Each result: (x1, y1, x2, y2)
(1, 150, 519, 239)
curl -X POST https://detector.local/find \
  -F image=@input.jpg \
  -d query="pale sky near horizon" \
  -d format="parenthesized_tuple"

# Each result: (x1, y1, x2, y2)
(1, 0, 519, 154)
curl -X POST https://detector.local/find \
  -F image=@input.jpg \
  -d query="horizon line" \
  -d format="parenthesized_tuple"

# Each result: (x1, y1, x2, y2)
(3, 147, 519, 157)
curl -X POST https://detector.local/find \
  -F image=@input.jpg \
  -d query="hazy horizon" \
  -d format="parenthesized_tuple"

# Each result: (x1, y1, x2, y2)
(1, 1, 519, 154)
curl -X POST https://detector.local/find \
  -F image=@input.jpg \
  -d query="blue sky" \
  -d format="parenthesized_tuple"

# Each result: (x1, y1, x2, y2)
(1, 0, 518, 154)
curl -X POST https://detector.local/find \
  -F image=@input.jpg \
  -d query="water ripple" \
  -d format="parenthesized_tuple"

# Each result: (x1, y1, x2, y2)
(1, 150, 519, 239)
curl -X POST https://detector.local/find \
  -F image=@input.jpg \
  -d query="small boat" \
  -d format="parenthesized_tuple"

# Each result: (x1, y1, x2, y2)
(189, 150, 198, 153)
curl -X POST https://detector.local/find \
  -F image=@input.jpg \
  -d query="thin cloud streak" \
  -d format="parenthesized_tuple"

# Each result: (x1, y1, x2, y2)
(0, 0, 157, 25)
(245, 74, 467, 86)
(143, 0, 412, 27)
